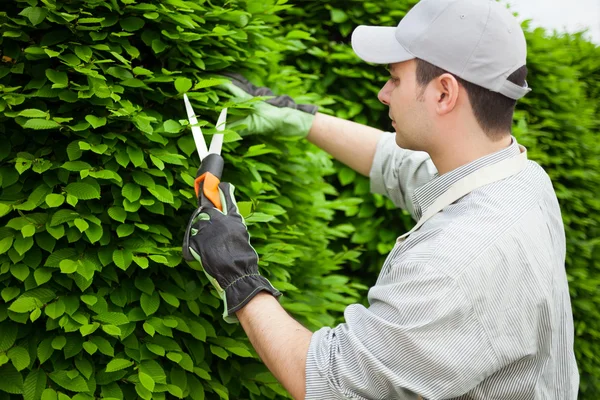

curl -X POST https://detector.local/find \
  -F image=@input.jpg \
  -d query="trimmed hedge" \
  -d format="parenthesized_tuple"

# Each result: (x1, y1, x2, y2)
(1, 0, 599, 399)
(0, 1, 364, 399)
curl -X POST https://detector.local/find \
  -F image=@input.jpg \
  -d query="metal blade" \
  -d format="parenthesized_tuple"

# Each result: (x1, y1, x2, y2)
(208, 108, 227, 156)
(183, 94, 209, 161)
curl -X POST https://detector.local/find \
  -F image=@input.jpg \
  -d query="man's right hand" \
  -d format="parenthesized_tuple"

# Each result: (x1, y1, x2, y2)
(219, 73, 317, 138)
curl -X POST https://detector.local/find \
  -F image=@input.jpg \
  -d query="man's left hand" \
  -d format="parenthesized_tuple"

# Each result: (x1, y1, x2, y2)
(182, 182, 281, 323)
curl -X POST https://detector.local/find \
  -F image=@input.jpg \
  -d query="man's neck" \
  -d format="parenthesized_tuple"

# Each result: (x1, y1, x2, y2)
(430, 134, 513, 176)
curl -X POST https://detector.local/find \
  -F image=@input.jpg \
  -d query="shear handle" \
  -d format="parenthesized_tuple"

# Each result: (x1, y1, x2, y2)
(194, 154, 224, 211)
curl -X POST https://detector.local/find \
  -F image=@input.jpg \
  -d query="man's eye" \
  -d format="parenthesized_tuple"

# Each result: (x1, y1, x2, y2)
(389, 77, 400, 84)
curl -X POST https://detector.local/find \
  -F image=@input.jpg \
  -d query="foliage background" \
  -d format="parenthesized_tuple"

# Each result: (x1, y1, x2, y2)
(0, 0, 598, 399)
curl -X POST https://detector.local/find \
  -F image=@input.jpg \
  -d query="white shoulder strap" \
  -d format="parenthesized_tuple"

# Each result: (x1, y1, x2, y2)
(397, 146, 528, 242)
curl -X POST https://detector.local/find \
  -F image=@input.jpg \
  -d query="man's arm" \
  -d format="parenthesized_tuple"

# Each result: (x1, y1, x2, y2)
(307, 112, 383, 177)
(236, 292, 312, 400)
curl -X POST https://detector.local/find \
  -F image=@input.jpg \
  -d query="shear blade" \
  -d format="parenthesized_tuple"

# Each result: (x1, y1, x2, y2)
(183, 94, 209, 161)
(208, 108, 227, 156)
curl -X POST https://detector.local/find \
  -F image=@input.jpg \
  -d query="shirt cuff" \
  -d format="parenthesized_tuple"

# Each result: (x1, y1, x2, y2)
(305, 327, 341, 400)
(369, 131, 399, 195)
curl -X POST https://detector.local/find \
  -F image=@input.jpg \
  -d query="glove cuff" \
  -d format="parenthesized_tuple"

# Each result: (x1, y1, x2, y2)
(223, 273, 281, 323)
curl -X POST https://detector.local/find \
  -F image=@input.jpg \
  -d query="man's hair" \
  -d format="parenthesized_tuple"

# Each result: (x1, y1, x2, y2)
(415, 59, 528, 140)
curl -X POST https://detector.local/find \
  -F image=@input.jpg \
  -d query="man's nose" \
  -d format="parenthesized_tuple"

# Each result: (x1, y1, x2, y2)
(378, 80, 392, 105)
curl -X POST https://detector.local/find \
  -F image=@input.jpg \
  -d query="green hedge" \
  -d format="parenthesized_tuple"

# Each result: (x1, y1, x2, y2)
(1, 0, 599, 399)
(280, 1, 600, 397)
(0, 1, 365, 399)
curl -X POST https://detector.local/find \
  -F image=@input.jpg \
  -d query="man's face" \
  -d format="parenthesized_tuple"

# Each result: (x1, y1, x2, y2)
(378, 60, 432, 151)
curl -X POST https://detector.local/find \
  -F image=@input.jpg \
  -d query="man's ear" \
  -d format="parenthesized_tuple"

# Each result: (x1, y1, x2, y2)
(434, 73, 460, 115)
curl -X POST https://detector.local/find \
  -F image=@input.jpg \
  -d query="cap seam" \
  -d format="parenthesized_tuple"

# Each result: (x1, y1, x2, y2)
(460, 1, 492, 78)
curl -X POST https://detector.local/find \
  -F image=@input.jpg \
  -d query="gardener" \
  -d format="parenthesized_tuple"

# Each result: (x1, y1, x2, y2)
(183, 0, 579, 398)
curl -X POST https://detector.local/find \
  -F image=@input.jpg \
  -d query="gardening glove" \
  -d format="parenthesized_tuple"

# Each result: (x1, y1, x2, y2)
(219, 72, 318, 138)
(182, 181, 281, 324)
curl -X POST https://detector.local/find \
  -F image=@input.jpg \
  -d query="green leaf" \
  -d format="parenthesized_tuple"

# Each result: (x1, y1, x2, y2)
(134, 276, 154, 295)
(146, 343, 165, 356)
(163, 120, 182, 133)
(116, 224, 135, 237)
(30, 307, 42, 322)
(112, 249, 133, 270)
(74, 46, 93, 62)
(140, 292, 160, 316)
(167, 384, 184, 399)
(147, 185, 174, 204)
(61, 161, 91, 171)
(85, 115, 107, 129)
(122, 183, 141, 202)
(48, 370, 89, 393)
(0, 236, 13, 254)
(175, 78, 192, 93)
(138, 371, 155, 392)
(94, 312, 129, 326)
(14, 235, 33, 256)
(338, 167, 356, 186)
(23, 119, 61, 130)
(159, 291, 180, 308)
(45, 300, 65, 319)
(34, 268, 53, 286)
(120, 17, 145, 32)
(41, 389, 57, 400)
(45, 69, 68, 86)
(51, 336, 66, 350)
(23, 369, 47, 400)
(79, 323, 99, 336)
(9, 297, 38, 313)
(105, 358, 133, 372)
(102, 325, 121, 336)
(1, 287, 20, 303)
(75, 358, 93, 380)
(82, 342, 97, 355)
(59, 259, 78, 274)
(19, 7, 48, 26)
(8, 346, 30, 371)
(21, 224, 36, 238)
(127, 147, 144, 167)
(11, 263, 30, 281)
(210, 345, 229, 360)
(0, 365, 24, 394)
(74, 218, 89, 232)
(65, 182, 100, 200)
(37, 338, 54, 364)
(45, 194, 65, 207)
(18, 109, 48, 118)
(108, 206, 127, 223)
(133, 256, 149, 269)
(84, 223, 103, 244)
(132, 171, 155, 188)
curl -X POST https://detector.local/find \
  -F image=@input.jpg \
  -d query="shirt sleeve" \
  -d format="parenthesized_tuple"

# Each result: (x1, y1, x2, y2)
(369, 132, 437, 219)
(305, 262, 500, 400)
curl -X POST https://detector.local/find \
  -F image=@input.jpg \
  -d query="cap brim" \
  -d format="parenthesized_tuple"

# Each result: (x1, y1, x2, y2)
(351, 26, 414, 64)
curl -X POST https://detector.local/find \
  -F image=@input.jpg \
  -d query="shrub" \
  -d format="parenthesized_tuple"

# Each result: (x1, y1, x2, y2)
(0, 1, 363, 399)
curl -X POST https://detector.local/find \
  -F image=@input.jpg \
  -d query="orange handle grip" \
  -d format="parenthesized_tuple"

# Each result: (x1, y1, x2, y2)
(194, 172, 222, 211)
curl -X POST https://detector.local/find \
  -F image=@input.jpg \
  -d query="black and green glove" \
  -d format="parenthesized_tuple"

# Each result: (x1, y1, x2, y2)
(219, 72, 318, 137)
(182, 181, 281, 323)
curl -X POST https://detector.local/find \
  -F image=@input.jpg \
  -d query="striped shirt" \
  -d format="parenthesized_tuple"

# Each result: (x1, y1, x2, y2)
(305, 132, 579, 399)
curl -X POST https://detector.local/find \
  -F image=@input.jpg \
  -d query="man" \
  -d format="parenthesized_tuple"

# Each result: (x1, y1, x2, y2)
(183, 0, 579, 398)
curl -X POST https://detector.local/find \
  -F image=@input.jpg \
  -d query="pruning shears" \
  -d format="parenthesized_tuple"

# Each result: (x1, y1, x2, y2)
(183, 94, 227, 212)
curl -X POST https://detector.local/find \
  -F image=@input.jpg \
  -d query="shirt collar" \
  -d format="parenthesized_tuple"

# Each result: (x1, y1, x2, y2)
(412, 136, 521, 220)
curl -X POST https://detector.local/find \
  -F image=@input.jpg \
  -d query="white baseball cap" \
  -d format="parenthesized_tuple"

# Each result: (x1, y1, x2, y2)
(351, 0, 531, 100)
